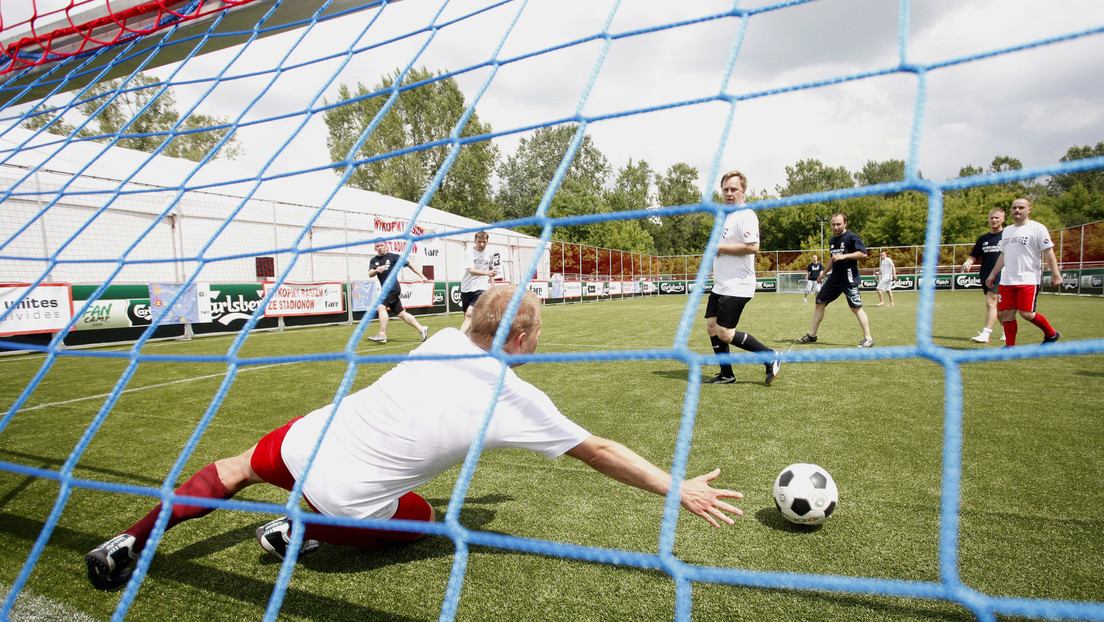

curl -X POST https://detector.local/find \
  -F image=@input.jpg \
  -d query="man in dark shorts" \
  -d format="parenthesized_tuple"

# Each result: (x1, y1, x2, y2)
(367, 240, 430, 344)
(703, 170, 780, 385)
(961, 208, 1005, 343)
(459, 231, 497, 334)
(804, 255, 822, 303)
(797, 212, 875, 348)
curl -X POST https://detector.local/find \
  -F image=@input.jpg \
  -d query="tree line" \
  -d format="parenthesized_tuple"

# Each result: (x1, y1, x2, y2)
(324, 68, 1104, 256)
(28, 69, 1103, 256)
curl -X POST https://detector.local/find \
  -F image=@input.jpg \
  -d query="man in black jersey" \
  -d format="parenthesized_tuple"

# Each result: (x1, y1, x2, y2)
(960, 208, 1005, 343)
(367, 241, 430, 344)
(797, 212, 875, 348)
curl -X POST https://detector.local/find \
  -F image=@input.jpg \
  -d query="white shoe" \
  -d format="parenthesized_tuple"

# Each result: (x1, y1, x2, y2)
(419, 326, 429, 342)
(368, 334, 387, 344)
(1000, 333, 1006, 341)
(970, 331, 991, 343)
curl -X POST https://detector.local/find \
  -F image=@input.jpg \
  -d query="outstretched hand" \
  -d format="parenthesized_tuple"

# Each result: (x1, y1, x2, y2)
(680, 468, 743, 527)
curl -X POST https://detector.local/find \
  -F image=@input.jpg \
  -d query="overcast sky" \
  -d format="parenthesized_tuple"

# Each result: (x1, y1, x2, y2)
(13, 0, 1104, 200)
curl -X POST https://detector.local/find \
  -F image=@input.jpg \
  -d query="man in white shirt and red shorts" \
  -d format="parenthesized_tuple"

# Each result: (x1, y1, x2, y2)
(86, 286, 745, 590)
(985, 198, 1062, 346)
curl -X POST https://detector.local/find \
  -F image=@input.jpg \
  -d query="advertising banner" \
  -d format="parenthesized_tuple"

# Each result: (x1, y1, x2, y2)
(641, 280, 656, 294)
(75, 299, 150, 330)
(584, 281, 605, 297)
(954, 274, 984, 290)
(916, 274, 954, 290)
(354, 280, 435, 312)
(399, 281, 434, 309)
(755, 277, 777, 292)
(263, 282, 344, 317)
(608, 281, 622, 296)
(892, 276, 916, 291)
(562, 281, 583, 299)
(1044, 270, 1081, 294)
(149, 282, 213, 324)
(0, 283, 74, 336)
(351, 280, 382, 312)
(659, 281, 687, 295)
(1079, 269, 1103, 295)
(527, 281, 550, 299)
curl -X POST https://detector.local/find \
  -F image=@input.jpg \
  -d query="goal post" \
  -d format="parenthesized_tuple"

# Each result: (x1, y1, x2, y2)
(776, 272, 807, 294)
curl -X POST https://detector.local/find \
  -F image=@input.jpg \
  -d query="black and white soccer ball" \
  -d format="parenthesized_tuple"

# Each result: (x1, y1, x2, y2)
(772, 463, 838, 525)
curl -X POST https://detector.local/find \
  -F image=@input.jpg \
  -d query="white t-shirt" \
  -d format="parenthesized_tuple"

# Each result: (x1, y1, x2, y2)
(998, 221, 1055, 286)
(879, 257, 894, 279)
(711, 207, 759, 298)
(280, 328, 590, 520)
(461, 246, 497, 293)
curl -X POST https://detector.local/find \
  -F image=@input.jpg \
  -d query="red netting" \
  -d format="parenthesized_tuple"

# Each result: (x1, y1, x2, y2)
(1, 0, 253, 75)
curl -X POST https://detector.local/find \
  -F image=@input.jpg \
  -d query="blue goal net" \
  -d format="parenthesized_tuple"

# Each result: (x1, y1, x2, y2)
(2, 1, 1104, 621)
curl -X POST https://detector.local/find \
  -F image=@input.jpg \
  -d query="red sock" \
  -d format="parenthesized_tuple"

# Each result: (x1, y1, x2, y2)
(124, 463, 232, 551)
(1002, 320, 1018, 346)
(1028, 313, 1055, 337)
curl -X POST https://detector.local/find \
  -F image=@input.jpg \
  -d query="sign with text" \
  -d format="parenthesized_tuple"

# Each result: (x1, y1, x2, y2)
(527, 281, 549, 299)
(263, 282, 344, 317)
(0, 283, 74, 336)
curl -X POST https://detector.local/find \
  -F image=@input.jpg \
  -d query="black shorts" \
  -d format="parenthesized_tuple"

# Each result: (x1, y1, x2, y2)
(981, 271, 1000, 295)
(460, 289, 485, 312)
(816, 282, 863, 308)
(704, 293, 751, 329)
(379, 287, 404, 314)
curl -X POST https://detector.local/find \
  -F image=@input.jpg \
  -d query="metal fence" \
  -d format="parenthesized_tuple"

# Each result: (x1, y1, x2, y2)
(549, 220, 1104, 282)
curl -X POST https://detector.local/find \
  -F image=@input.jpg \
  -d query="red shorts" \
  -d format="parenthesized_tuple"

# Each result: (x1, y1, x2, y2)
(250, 417, 433, 546)
(997, 284, 1039, 314)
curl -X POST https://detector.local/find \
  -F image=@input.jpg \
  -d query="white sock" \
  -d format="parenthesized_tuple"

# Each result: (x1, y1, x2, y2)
(981, 328, 992, 334)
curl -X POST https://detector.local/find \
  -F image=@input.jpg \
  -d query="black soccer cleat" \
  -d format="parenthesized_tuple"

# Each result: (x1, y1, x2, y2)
(765, 354, 781, 385)
(1042, 330, 1061, 345)
(703, 373, 736, 384)
(257, 517, 321, 561)
(85, 534, 137, 591)
(797, 334, 817, 344)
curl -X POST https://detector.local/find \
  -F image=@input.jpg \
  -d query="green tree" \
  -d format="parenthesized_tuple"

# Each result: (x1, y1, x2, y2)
(73, 73, 241, 161)
(1048, 142, 1104, 196)
(496, 124, 610, 222)
(20, 109, 79, 137)
(605, 158, 653, 212)
(757, 159, 857, 251)
(854, 159, 905, 187)
(323, 67, 500, 222)
(649, 162, 711, 255)
(776, 159, 854, 197)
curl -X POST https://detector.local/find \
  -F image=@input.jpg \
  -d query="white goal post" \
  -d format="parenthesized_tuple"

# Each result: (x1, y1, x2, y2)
(776, 272, 808, 294)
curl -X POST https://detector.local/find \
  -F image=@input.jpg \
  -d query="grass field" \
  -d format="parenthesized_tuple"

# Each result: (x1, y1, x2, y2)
(1, 290, 1103, 621)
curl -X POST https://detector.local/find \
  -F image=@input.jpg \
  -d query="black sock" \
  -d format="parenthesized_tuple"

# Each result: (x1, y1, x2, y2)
(730, 330, 771, 354)
(710, 336, 733, 377)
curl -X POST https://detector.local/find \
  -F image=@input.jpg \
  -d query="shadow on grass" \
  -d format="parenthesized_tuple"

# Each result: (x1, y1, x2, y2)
(0, 493, 513, 622)
(651, 368, 774, 386)
(753, 506, 825, 533)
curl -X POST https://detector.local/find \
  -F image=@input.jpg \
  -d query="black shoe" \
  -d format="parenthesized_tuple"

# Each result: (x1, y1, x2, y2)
(765, 354, 781, 385)
(1042, 331, 1061, 344)
(257, 517, 321, 561)
(797, 334, 817, 343)
(704, 373, 736, 384)
(85, 534, 136, 590)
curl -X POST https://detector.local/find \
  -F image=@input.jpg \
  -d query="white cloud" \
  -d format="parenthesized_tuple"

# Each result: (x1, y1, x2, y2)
(12, 0, 1103, 199)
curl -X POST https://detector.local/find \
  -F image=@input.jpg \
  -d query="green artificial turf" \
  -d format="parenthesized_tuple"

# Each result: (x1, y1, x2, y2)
(1, 291, 1101, 621)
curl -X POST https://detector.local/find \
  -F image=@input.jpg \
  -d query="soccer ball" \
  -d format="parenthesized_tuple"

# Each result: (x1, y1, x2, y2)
(773, 463, 838, 525)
